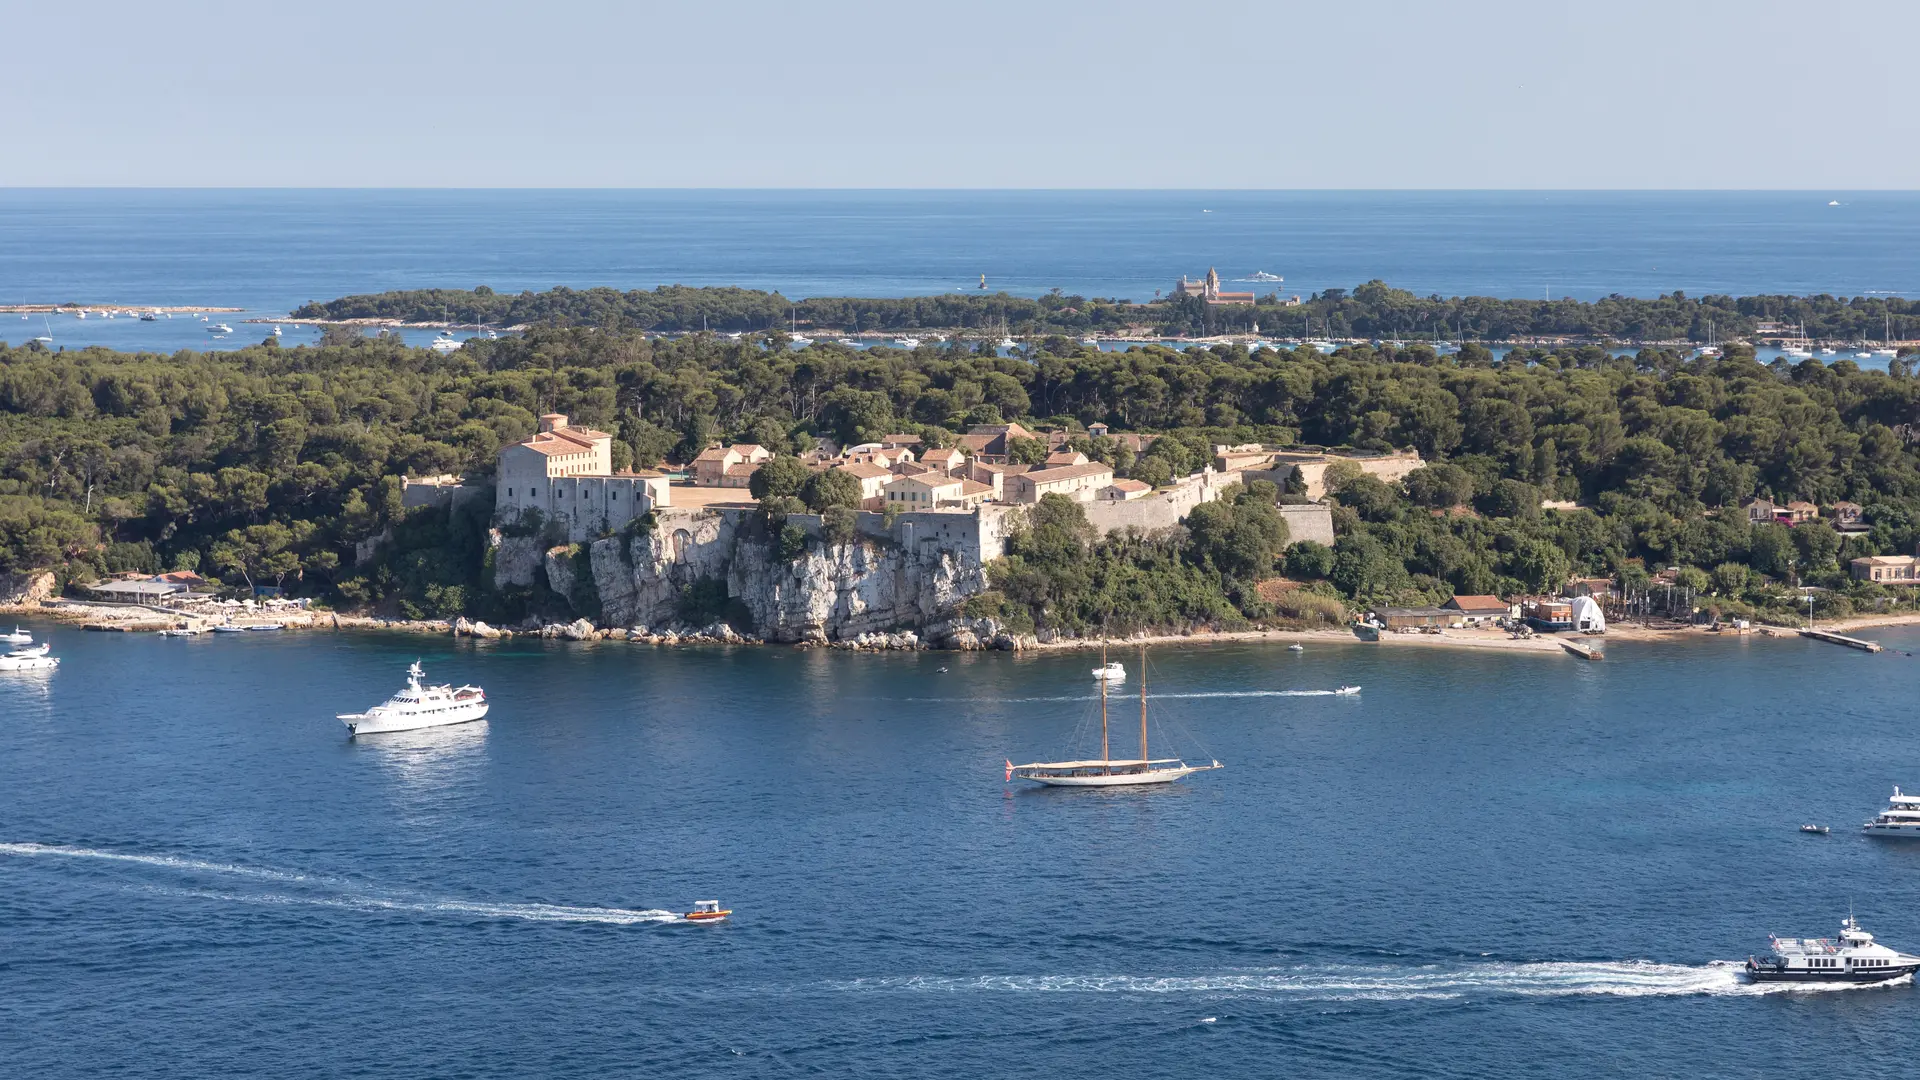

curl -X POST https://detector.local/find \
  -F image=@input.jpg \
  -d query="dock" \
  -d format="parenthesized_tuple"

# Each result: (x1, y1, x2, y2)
(1559, 637, 1604, 661)
(1800, 628, 1884, 653)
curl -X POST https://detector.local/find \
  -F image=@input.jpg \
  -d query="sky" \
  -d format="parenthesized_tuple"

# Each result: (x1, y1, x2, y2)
(6, 0, 1917, 188)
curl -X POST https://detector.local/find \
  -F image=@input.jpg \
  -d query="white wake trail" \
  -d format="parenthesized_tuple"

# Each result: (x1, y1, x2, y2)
(2, 841, 682, 927)
(833, 961, 1910, 1001)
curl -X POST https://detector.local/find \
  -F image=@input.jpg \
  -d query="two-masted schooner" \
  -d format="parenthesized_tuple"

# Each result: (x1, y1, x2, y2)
(1006, 644, 1222, 787)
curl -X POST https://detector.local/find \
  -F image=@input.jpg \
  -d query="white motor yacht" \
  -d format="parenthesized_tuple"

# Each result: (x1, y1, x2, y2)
(1862, 786, 1920, 838)
(2, 626, 30, 645)
(0, 642, 58, 671)
(208, 323, 233, 334)
(1092, 661, 1125, 682)
(893, 337, 922, 349)
(339, 661, 488, 736)
(430, 336, 464, 353)
(1746, 915, 1920, 983)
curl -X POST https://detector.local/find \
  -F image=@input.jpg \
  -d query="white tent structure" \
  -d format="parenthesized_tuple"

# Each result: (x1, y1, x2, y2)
(1570, 594, 1606, 633)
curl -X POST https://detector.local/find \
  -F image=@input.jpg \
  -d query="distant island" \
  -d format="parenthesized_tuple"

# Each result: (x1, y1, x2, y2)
(292, 281, 1920, 345)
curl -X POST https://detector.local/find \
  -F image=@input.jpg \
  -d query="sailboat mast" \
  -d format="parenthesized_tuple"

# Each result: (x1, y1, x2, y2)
(1139, 642, 1149, 762)
(1099, 641, 1110, 767)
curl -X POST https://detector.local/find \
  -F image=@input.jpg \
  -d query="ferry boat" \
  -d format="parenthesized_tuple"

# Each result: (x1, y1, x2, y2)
(338, 661, 488, 736)
(1008, 644, 1222, 788)
(0, 642, 58, 671)
(1862, 786, 1920, 838)
(1746, 915, 1920, 983)
(684, 900, 731, 923)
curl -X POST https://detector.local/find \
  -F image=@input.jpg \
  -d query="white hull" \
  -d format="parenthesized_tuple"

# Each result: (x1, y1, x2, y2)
(342, 701, 488, 735)
(0, 656, 58, 671)
(1863, 824, 1920, 838)
(1018, 765, 1213, 787)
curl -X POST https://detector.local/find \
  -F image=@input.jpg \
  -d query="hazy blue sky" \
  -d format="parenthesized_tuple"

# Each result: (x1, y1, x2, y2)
(7, 0, 1916, 187)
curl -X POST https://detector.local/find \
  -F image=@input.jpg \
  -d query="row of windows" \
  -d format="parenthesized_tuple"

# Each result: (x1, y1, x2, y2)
(504, 487, 623, 500)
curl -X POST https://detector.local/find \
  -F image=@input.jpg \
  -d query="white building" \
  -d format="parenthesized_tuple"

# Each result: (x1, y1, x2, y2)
(495, 413, 670, 542)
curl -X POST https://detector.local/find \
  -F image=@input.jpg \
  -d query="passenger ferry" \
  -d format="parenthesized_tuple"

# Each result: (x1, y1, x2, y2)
(338, 661, 488, 736)
(1862, 786, 1920, 838)
(1746, 915, 1920, 983)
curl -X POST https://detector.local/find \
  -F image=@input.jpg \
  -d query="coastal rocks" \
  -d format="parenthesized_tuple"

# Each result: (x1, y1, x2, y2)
(543, 547, 577, 599)
(923, 616, 1033, 651)
(833, 629, 920, 651)
(0, 570, 56, 605)
(583, 510, 991, 644)
(561, 617, 596, 641)
(452, 617, 502, 639)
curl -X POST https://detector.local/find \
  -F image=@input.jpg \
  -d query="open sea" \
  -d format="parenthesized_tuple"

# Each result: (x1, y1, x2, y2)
(1, 190, 1918, 353)
(6, 624, 1920, 1077)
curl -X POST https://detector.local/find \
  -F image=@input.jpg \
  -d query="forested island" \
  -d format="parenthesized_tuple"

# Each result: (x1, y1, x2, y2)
(5, 325, 1920, 634)
(294, 282, 1920, 343)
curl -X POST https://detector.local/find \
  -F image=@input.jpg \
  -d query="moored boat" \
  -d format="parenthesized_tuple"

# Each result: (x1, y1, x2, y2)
(339, 660, 488, 736)
(0, 642, 58, 671)
(2, 626, 31, 645)
(1745, 916, 1920, 983)
(1009, 643, 1222, 788)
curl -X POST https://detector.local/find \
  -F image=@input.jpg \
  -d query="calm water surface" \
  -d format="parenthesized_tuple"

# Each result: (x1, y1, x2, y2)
(4, 624, 1920, 1076)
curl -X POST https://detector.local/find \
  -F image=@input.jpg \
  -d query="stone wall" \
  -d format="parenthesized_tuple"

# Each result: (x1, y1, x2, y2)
(1080, 468, 1232, 534)
(402, 478, 490, 514)
(1276, 503, 1336, 546)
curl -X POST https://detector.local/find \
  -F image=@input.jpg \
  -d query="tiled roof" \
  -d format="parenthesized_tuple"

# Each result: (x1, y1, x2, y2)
(957, 479, 992, 496)
(835, 462, 892, 480)
(1445, 594, 1508, 612)
(1107, 479, 1151, 493)
(1024, 462, 1114, 484)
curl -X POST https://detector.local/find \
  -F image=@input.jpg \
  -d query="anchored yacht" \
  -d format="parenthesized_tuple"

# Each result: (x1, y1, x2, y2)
(1863, 786, 1920, 838)
(339, 661, 488, 736)
(0, 642, 58, 671)
(1746, 916, 1920, 983)
(1008, 643, 1222, 788)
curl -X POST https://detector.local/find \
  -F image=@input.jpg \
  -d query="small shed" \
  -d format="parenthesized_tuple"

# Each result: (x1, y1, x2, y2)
(1377, 607, 1450, 631)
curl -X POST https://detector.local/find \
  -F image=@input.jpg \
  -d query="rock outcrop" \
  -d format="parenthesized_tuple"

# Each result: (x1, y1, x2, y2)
(493, 510, 992, 643)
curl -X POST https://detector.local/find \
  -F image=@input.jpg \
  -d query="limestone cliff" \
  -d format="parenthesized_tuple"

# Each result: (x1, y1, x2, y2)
(491, 510, 991, 642)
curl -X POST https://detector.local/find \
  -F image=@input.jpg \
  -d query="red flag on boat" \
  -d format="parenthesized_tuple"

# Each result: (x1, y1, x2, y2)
(1005, 759, 1014, 782)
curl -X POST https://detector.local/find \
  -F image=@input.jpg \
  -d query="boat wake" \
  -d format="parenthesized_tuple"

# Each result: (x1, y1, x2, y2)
(910, 690, 1348, 704)
(0, 841, 682, 926)
(832, 961, 1910, 1001)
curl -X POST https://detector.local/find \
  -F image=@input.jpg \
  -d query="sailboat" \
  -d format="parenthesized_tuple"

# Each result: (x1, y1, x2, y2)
(1007, 644, 1223, 787)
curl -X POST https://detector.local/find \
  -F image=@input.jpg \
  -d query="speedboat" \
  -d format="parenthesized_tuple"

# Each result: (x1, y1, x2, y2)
(1, 627, 30, 645)
(684, 900, 731, 923)
(1093, 661, 1125, 682)
(1334, 685, 1361, 695)
(211, 624, 249, 634)
(1287, 643, 1305, 652)
(1746, 915, 1920, 983)
(1863, 786, 1920, 838)
(158, 627, 202, 637)
(339, 660, 488, 736)
(893, 337, 922, 349)
(208, 323, 233, 334)
(1801, 824, 1830, 835)
(0, 643, 58, 671)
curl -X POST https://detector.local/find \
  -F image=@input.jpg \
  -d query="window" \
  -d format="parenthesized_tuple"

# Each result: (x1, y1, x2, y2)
(506, 488, 513, 497)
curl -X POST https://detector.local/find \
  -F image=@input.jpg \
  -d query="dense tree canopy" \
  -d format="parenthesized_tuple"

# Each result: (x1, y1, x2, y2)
(6, 323, 1920, 626)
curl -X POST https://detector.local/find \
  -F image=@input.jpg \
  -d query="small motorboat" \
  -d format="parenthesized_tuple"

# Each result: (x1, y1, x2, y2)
(1334, 685, 1361, 696)
(1287, 644, 1305, 653)
(158, 627, 202, 637)
(1, 626, 31, 645)
(211, 625, 249, 634)
(246, 623, 284, 632)
(685, 900, 731, 923)
(1801, 824, 1831, 835)
(1092, 661, 1126, 682)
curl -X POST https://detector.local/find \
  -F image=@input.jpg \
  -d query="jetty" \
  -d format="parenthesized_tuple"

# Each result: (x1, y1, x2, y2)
(1559, 637, 1604, 661)
(1799, 628, 1883, 653)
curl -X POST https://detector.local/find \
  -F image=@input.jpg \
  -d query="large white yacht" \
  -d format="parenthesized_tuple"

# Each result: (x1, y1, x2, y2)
(0, 642, 58, 671)
(1746, 915, 1920, 983)
(1862, 786, 1920, 838)
(339, 661, 488, 736)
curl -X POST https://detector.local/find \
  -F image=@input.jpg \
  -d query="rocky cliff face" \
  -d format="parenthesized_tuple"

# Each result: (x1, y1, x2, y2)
(491, 511, 991, 643)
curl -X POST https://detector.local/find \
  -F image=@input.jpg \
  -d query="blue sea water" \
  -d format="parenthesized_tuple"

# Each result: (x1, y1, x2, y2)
(5, 625, 1920, 1077)
(1, 190, 1918, 353)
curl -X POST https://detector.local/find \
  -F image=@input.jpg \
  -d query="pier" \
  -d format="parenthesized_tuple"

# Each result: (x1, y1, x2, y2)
(1559, 637, 1604, 661)
(1799, 628, 1884, 653)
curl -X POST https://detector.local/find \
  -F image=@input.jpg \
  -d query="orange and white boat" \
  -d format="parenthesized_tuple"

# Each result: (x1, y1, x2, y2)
(684, 900, 731, 923)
